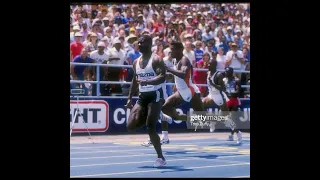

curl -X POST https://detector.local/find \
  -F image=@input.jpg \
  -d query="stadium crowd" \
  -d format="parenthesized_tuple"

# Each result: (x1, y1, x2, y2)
(70, 3, 250, 98)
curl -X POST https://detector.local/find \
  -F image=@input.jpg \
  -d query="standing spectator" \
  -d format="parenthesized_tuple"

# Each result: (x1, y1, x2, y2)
(90, 42, 109, 96)
(106, 38, 126, 94)
(163, 51, 174, 96)
(193, 52, 210, 97)
(70, 32, 84, 61)
(71, 48, 94, 96)
(226, 42, 244, 78)
(183, 41, 196, 66)
(216, 47, 227, 70)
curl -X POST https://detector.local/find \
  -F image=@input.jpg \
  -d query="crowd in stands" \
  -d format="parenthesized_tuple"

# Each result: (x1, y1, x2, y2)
(70, 3, 250, 98)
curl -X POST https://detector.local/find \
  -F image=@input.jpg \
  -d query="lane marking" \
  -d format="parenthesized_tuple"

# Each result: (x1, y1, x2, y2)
(70, 163, 250, 177)
(71, 154, 250, 167)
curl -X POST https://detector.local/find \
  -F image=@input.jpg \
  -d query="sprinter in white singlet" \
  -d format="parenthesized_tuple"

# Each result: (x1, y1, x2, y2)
(124, 35, 167, 167)
(162, 41, 205, 121)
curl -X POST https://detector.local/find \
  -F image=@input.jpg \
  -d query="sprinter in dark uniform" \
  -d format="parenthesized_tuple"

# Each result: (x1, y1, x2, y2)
(124, 34, 167, 167)
(224, 67, 242, 144)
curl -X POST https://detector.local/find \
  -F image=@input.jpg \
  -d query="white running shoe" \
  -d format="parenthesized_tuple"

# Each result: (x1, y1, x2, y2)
(236, 131, 242, 144)
(209, 121, 216, 132)
(141, 139, 152, 147)
(154, 158, 167, 167)
(159, 112, 173, 124)
(160, 138, 170, 145)
(228, 135, 234, 141)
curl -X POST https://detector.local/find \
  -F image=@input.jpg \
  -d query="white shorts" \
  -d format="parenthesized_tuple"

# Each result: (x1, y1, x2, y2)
(207, 91, 229, 106)
(177, 84, 200, 102)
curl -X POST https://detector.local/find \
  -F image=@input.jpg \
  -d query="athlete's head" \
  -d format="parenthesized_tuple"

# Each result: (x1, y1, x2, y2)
(208, 58, 217, 73)
(138, 34, 152, 54)
(225, 67, 234, 79)
(170, 41, 184, 59)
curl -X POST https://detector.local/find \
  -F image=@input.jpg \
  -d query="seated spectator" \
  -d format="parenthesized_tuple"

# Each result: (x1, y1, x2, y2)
(83, 32, 98, 53)
(70, 32, 84, 61)
(183, 41, 196, 66)
(71, 48, 94, 96)
(155, 42, 165, 59)
(194, 41, 204, 63)
(70, 25, 81, 43)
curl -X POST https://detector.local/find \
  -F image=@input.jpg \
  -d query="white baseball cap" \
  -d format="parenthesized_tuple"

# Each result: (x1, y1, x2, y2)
(98, 41, 106, 47)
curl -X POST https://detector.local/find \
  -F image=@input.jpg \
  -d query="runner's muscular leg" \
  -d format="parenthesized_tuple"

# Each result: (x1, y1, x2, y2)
(161, 91, 187, 121)
(127, 103, 147, 132)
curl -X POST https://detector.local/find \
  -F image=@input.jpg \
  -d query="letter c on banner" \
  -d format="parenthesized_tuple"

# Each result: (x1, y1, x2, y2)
(114, 108, 126, 124)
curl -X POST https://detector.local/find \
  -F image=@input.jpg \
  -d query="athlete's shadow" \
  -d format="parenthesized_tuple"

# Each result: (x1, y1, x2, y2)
(164, 151, 190, 155)
(191, 154, 235, 159)
(138, 165, 193, 173)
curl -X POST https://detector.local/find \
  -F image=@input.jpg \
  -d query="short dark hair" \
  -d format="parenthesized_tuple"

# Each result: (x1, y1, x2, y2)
(171, 41, 184, 49)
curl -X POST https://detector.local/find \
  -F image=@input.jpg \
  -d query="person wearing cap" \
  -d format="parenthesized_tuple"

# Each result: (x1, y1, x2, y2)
(104, 27, 114, 48)
(102, 17, 110, 28)
(125, 34, 138, 57)
(70, 32, 84, 61)
(234, 29, 244, 49)
(226, 26, 234, 43)
(101, 36, 111, 52)
(71, 48, 94, 96)
(226, 42, 244, 79)
(70, 25, 81, 44)
(80, 22, 89, 42)
(90, 41, 109, 96)
(106, 37, 126, 94)
(183, 40, 196, 66)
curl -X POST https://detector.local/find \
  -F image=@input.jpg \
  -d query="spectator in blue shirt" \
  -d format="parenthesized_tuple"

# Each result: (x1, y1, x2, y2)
(226, 26, 234, 43)
(71, 48, 94, 96)
(194, 41, 204, 62)
(126, 41, 141, 82)
(218, 36, 229, 55)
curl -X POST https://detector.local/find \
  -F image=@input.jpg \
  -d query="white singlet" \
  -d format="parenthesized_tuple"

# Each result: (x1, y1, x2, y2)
(135, 53, 163, 93)
(173, 58, 200, 102)
(207, 71, 229, 106)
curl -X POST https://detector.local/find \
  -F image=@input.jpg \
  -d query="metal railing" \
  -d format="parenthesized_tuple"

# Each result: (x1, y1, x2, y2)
(70, 62, 250, 99)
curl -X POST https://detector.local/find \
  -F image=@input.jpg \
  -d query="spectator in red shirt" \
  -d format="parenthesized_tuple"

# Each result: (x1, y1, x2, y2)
(193, 52, 211, 97)
(155, 42, 165, 59)
(70, 32, 84, 61)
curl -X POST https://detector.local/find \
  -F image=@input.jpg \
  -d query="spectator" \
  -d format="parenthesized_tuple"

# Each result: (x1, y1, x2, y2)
(193, 52, 210, 97)
(163, 51, 174, 96)
(226, 42, 244, 79)
(155, 43, 165, 59)
(71, 48, 94, 96)
(70, 32, 84, 61)
(70, 25, 81, 43)
(80, 22, 89, 42)
(104, 27, 114, 48)
(216, 47, 227, 69)
(183, 41, 196, 66)
(194, 41, 204, 62)
(90, 41, 109, 96)
(106, 38, 126, 94)
(83, 32, 98, 53)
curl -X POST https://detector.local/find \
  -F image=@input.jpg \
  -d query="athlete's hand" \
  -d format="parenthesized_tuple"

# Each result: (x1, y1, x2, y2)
(125, 99, 133, 109)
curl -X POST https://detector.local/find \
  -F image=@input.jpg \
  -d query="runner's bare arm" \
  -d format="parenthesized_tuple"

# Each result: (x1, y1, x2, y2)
(128, 60, 139, 100)
(165, 57, 191, 79)
(143, 56, 166, 85)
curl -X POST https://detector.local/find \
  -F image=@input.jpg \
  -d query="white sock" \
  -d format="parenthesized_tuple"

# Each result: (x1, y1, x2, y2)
(162, 131, 168, 140)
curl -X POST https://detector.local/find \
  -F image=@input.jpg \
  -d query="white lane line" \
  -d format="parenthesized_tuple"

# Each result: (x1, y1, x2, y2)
(70, 163, 250, 177)
(70, 155, 250, 167)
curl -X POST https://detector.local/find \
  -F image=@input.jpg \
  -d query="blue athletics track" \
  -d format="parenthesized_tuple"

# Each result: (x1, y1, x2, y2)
(70, 132, 250, 178)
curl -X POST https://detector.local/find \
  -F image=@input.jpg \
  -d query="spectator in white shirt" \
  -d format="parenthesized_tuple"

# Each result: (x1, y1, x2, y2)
(183, 40, 196, 66)
(106, 38, 126, 94)
(90, 41, 109, 96)
(216, 47, 227, 70)
(163, 51, 174, 96)
(226, 42, 245, 78)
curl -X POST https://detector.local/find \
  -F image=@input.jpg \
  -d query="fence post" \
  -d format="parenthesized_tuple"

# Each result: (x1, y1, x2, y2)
(96, 65, 100, 98)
